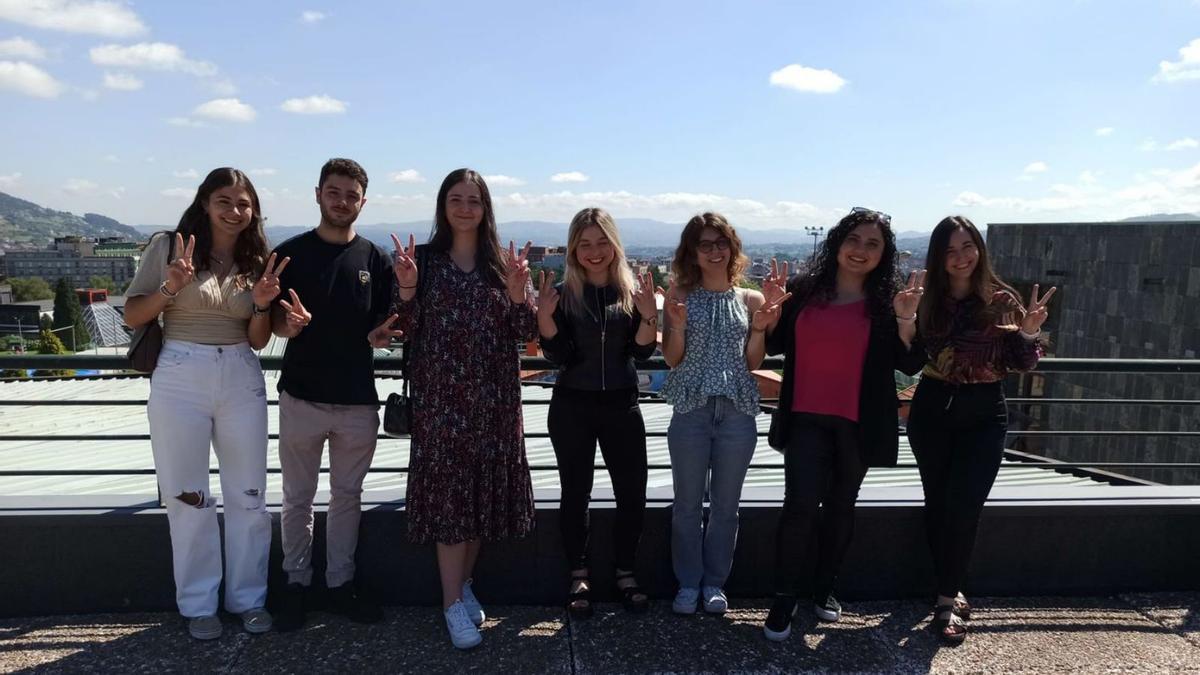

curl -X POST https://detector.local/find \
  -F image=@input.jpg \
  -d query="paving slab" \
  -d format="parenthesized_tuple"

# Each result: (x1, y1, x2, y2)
(1120, 591, 1200, 649)
(870, 596, 1200, 674)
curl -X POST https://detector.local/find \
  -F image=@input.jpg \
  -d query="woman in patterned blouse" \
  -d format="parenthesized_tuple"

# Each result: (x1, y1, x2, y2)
(909, 215, 1055, 643)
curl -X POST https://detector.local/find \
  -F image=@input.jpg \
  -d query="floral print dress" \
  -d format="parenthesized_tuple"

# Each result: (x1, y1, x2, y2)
(393, 249, 538, 544)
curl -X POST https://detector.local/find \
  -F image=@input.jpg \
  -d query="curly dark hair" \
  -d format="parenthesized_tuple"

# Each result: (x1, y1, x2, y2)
(788, 209, 901, 326)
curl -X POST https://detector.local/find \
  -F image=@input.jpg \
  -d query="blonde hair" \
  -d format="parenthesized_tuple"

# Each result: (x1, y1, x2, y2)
(562, 207, 636, 316)
(670, 212, 749, 292)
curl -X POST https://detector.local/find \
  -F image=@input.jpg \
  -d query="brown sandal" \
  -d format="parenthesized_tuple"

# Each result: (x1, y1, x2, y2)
(932, 604, 967, 644)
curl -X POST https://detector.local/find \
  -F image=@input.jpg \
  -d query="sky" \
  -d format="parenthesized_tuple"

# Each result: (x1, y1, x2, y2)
(0, 0, 1198, 233)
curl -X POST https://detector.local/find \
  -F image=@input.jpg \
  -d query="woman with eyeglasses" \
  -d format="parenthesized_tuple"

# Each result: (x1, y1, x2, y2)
(907, 215, 1053, 643)
(660, 212, 789, 616)
(758, 208, 926, 642)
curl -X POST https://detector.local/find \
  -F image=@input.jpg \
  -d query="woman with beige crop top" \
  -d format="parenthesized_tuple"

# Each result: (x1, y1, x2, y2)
(124, 168, 287, 641)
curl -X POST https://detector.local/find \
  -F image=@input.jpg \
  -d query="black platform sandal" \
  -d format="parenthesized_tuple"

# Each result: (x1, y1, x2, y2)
(567, 572, 593, 619)
(932, 603, 967, 644)
(953, 592, 971, 621)
(615, 571, 649, 614)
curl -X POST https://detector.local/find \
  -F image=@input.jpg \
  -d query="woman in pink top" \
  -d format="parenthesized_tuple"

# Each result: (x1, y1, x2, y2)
(754, 208, 927, 642)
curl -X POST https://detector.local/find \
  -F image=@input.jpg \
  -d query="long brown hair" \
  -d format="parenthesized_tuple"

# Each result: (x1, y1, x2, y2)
(919, 215, 1022, 337)
(561, 207, 635, 317)
(428, 168, 506, 288)
(670, 212, 749, 292)
(174, 167, 269, 283)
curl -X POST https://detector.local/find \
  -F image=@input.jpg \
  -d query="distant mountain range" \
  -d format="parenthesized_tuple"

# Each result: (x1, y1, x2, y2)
(1121, 213, 1200, 222)
(0, 191, 142, 248)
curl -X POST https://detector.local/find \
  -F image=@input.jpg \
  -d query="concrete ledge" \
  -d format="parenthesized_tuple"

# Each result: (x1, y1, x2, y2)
(3, 486, 1200, 617)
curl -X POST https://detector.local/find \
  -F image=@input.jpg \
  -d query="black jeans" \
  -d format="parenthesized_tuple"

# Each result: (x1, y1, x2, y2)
(907, 378, 1007, 599)
(548, 386, 648, 572)
(773, 412, 868, 598)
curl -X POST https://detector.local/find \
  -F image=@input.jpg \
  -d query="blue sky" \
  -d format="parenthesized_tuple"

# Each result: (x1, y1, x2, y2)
(0, 0, 1198, 233)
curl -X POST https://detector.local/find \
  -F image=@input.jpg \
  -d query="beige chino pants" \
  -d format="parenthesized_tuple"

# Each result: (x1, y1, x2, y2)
(278, 391, 380, 588)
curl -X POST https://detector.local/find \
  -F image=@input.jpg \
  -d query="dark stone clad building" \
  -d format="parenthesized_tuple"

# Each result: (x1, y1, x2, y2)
(986, 220, 1200, 484)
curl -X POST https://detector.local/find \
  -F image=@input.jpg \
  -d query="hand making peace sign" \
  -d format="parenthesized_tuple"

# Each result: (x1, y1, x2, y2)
(751, 290, 793, 332)
(506, 240, 532, 304)
(536, 269, 559, 322)
(632, 271, 658, 320)
(278, 288, 312, 333)
(893, 270, 927, 319)
(657, 281, 687, 328)
(251, 252, 291, 308)
(762, 258, 790, 307)
(1019, 284, 1056, 334)
(166, 232, 197, 293)
(368, 313, 405, 348)
(391, 233, 418, 289)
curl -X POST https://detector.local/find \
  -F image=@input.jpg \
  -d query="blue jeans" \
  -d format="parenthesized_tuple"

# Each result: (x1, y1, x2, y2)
(668, 396, 758, 590)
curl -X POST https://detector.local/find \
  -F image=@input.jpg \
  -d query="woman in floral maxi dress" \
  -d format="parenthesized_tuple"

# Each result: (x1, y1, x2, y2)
(391, 168, 537, 649)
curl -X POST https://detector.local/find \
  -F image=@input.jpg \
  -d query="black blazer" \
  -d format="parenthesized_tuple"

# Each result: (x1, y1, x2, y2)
(765, 284, 926, 467)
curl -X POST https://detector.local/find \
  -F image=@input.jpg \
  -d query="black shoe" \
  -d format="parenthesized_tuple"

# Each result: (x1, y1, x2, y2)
(814, 594, 842, 622)
(763, 595, 798, 641)
(326, 582, 383, 624)
(273, 582, 308, 632)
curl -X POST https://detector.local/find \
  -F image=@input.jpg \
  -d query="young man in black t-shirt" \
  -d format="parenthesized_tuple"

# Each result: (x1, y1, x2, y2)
(270, 158, 402, 631)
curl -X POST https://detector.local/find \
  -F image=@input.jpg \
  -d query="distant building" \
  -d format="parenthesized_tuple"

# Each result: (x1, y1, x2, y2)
(527, 245, 566, 265)
(987, 219, 1200, 484)
(2, 236, 139, 288)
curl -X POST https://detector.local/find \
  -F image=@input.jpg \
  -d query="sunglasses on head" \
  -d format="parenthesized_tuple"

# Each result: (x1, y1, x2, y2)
(697, 238, 731, 254)
(850, 206, 892, 225)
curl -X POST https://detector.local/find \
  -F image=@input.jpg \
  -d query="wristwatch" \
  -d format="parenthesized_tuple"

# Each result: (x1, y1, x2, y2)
(641, 315, 658, 327)
(252, 303, 270, 316)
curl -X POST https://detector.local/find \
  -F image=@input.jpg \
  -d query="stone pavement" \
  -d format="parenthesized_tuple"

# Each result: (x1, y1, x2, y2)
(2, 593, 1199, 674)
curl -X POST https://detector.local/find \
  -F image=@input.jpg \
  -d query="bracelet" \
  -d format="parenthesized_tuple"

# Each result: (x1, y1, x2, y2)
(158, 281, 179, 298)
(896, 313, 916, 322)
(252, 304, 270, 316)
(1020, 328, 1041, 340)
(641, 316, 658, 327)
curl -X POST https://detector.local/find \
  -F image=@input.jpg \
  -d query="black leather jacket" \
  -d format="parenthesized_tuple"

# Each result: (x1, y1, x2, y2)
(540, 282, 657, 391)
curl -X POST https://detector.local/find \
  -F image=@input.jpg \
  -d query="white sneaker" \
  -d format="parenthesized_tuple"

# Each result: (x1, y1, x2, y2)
(462, 579, 485, 626)
(187, 614, 222, 640)
(444, 600, 482, 650)
(673, 587, 699, 615)
(241, 607, 272, 634)
(702, 586, 728, 614)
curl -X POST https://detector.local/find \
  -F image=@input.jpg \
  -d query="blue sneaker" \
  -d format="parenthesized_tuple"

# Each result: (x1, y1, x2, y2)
(702, 586, 728, 614)
(673, 587, 700, 615)
(462, 579, 485, 626)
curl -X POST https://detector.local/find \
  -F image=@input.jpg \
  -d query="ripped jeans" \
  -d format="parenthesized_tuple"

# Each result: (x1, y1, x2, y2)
(148, 340, 271, 618)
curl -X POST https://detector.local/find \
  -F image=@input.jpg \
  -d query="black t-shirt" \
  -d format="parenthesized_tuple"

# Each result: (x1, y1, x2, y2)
(272, 229, 394, 405)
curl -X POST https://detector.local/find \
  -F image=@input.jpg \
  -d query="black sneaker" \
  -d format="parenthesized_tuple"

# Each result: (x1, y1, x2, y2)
(273, 582, 308, 633)
(327, 582, 384, 624)
(763, 595, 798, 642)
(814, 594, 842, 622)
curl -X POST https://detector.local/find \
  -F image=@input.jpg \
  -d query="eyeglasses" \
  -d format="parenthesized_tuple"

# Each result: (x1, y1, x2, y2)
(697, 238, 731, 254)
(850, 206, 892, 225)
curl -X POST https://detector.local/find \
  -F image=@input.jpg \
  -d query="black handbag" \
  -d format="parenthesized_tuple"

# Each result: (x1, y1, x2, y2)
(126, 234, 174, 374)
(382, 246, 427, 438)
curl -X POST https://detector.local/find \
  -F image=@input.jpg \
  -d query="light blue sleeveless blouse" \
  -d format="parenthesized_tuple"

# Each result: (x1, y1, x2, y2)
(660, 287, 760, 417)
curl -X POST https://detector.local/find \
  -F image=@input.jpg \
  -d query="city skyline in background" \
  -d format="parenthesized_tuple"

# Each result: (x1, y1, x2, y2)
(0, 1, 1197, 232)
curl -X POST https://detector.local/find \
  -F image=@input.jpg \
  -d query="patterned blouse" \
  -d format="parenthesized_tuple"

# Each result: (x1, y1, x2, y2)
(921, 292, 1043, 384)
(660, 287, 760, 417)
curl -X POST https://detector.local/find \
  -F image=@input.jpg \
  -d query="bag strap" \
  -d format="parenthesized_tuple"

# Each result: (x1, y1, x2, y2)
(401, 245, 430, 397)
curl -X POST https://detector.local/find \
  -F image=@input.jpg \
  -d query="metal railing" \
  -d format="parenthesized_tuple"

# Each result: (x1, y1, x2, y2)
(0, 356, 1197, 483)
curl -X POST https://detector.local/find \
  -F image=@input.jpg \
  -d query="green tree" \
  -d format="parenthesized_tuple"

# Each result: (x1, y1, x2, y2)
(8, 277, 53, 302)
(34, 327, 72, 377)
(51, 278, 88, 351)
(39, 314, 52, 331)
(88, 275, 119, 294)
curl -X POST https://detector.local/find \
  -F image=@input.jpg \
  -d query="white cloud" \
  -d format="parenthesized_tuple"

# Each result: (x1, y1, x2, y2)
(102, 71, 142, 91)
(768, 64, 846, 93)
(1095, 127, 1115, 137)
(1153, 38, 1200, 83)
(172, 169, 198, 179)
(1023, 161, 1049, 174)
(192, 98, 256, 123)
(389, 169, 425, 183)
(1140, 138, 1159, 151)
(0, 37, 46, 60)
(300, 10, 326, 23)
(161, 187, 193, 199)
(0, 171, 21, 188)
(550, 171, 589, 183)
(89, 42, 216, 77)
(207, 78, 237, 96)
(485, 174, 526, 187)
(280, 94, 347, 114)
(1167, 137, 1199, 151)
(495, 189, 835, 226)
(249, 168, 277, 176)
(1079, 170, 1099, 185)
(0, 60, 63, 98)
(167, 116, 206, 127)
(0, 0, 146, 37)
(62, 178, 98, 195)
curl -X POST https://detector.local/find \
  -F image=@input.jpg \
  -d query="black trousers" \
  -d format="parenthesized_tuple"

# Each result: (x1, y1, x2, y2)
(547, 386, 648, 572)
(907, 378, 1007, 599)
(773, 412, 868, 598)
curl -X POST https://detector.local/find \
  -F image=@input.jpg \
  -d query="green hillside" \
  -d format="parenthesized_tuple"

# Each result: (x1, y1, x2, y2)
(0, 192, 142, 248)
